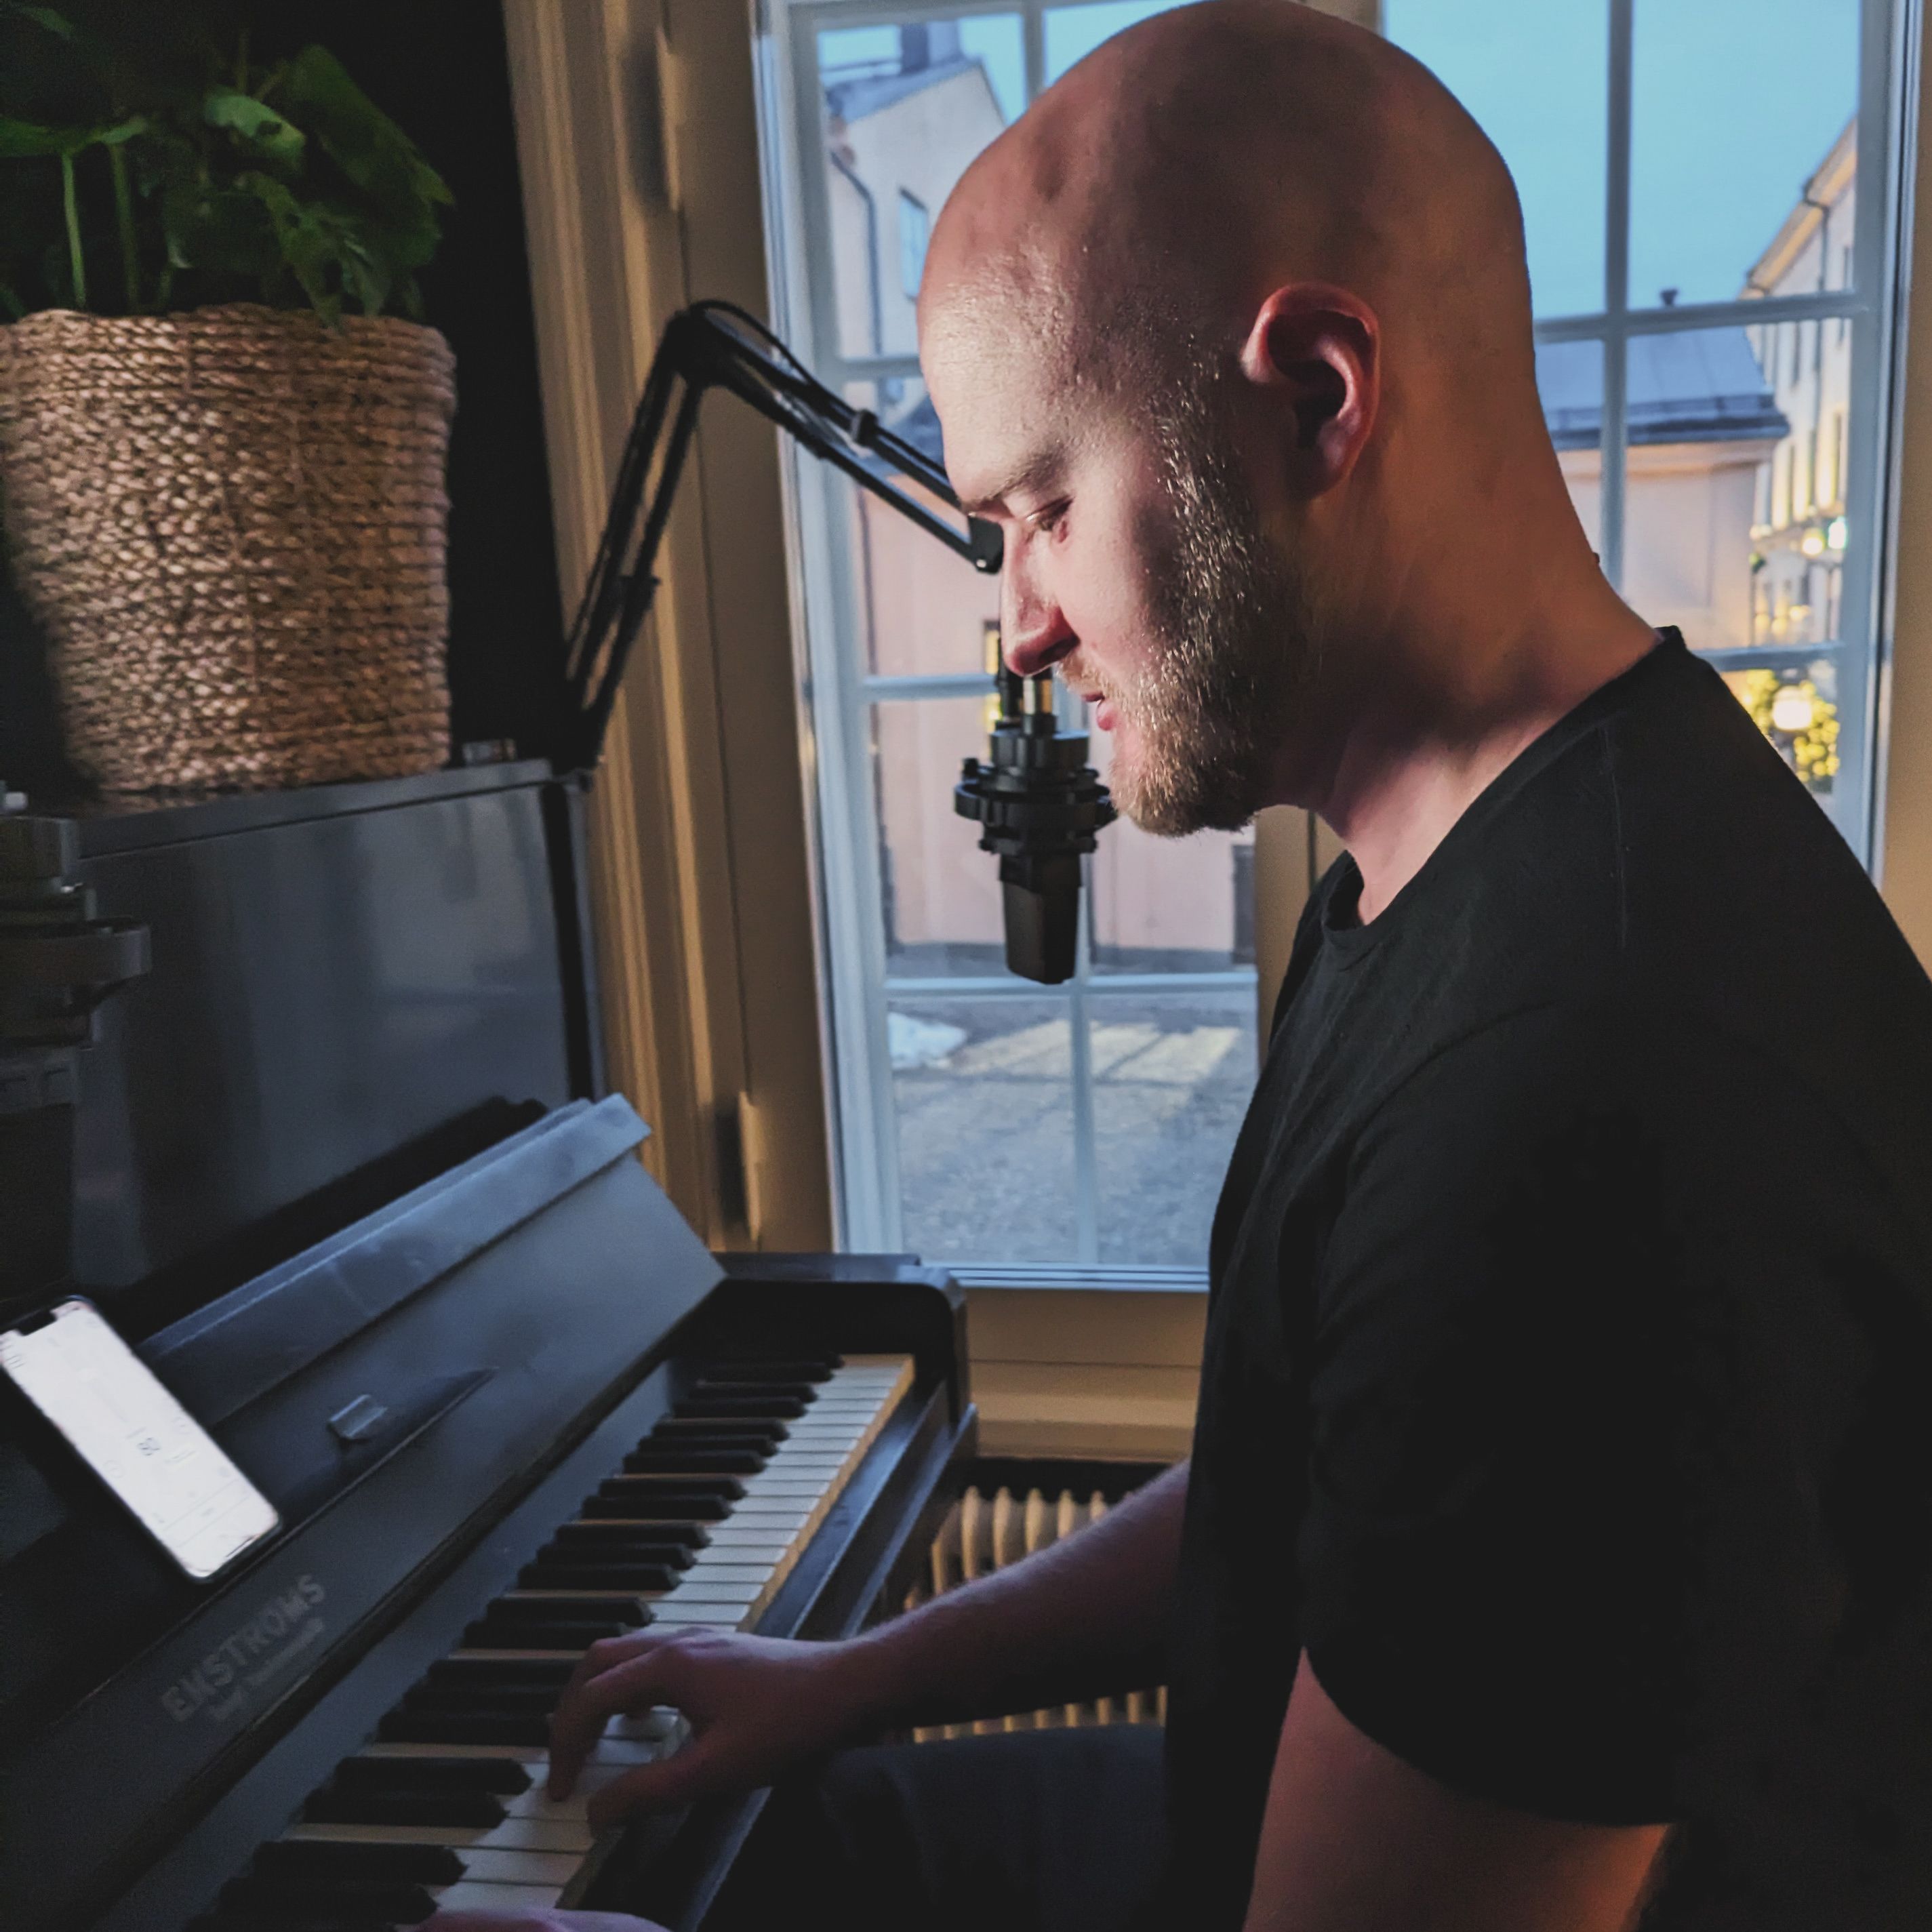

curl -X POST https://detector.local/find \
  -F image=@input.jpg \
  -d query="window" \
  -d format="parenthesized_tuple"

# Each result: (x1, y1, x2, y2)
(756, 0, 1910, 1260)
(898, 189, 930, 300)
(1388, 0, 1902, 832)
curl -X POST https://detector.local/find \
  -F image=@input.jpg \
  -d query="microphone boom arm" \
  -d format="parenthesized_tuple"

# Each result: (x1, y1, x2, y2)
(561, 301, 1001, 773)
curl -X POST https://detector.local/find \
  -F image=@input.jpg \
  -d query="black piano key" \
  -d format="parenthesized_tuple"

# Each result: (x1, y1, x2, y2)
(603, 1472, 745, 1500)
(465, 1616, 628, 1651)
(401, 1683, 561, 1714)
(428, 1656, 578, 1687)
(221, 1874, 440, 1922)
(691, 1378, 818, 1405)
(304, 1786, 506, 1827)
(484, 1590, 658, 1623)
(254, 1838, 466, 1884)
(376, 1708, 552, 1746)
(544, 1526, 698, 1565)
(556, 1517, 709, 1550)
(333, 1756, 533, 1794)
(675, 1394, 808, 1420)
(694, 1354, 841, 1382)
(649, 1417, 788, 1445)
(518, 1559, 680, 1592)
(621, 1445, 767, 1475)
(583, 1487, 730, 1521)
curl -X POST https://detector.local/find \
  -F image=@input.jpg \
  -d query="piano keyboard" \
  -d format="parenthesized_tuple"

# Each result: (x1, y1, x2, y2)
(189, 1352, 913, 1929)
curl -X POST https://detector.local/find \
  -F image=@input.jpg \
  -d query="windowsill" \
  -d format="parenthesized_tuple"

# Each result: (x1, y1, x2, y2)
(948, 1264, 1208, 1294)
(950, 1268, 1207, 1464)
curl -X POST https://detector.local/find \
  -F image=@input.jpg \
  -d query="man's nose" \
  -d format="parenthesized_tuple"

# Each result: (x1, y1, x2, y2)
(1001, 560, 1075, 679)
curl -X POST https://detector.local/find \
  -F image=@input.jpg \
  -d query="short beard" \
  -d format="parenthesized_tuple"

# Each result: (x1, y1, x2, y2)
(1079, 367, 1321, 837)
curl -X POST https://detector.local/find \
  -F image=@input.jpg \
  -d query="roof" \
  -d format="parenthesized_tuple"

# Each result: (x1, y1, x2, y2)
(824, 54, 986, 124)
(1537, 331, 1788, 449)
(1745, 115, 1857, 295)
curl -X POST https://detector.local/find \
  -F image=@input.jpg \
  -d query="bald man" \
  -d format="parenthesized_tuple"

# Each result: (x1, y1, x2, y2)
(438, 5, 1932, 1931)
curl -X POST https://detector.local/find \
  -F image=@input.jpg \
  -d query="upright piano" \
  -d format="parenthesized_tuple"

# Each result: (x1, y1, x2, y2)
(0, 763, 976, 1932)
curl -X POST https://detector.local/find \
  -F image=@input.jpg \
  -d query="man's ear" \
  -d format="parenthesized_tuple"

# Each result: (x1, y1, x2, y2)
(1239, 285, 1379, 496)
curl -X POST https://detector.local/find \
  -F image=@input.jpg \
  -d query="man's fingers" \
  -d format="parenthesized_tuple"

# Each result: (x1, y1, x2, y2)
(584, 1735, 724, 1831)
(560, 1629, 664, 1706)
(547, 1647, 685, 1798)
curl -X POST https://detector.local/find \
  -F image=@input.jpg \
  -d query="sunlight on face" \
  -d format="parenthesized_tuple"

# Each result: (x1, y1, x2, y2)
(932, 310, 1319, 837)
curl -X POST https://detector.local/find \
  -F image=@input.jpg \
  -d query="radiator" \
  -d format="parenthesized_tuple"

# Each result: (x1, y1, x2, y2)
(904, 1474, 1168, 1739)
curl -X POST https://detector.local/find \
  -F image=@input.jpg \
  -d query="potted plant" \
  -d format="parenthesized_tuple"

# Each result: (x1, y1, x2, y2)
(0, 5, 457, 791)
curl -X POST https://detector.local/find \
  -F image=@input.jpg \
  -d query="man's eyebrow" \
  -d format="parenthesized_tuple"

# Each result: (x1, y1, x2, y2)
(956, 450, 1062, 517)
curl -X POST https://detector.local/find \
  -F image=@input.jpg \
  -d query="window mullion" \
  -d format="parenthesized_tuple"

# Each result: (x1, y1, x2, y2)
(1847, 0, 1910, 864)
(1023, 0, 1046, 101)
(1070, 975, 1100, 1264)
(1599, 0, 1635, 591)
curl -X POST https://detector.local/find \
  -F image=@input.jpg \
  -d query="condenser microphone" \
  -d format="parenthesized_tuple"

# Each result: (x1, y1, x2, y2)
(954, 643, 1116, 985)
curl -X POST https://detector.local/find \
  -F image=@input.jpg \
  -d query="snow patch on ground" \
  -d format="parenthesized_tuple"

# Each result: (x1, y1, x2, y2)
(889, 1011, 969, 1070)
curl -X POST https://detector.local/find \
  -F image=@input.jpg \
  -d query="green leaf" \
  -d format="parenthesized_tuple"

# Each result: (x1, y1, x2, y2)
(0, 114, 144, 159)
(0, 116, 89, 159)
(282, 45, 449, 212)
(203, 87, 304, 167)
(161, 179, 279, 280)
(6, 5, 76, 39)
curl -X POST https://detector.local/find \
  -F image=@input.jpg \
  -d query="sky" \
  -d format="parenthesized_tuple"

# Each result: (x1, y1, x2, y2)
(821, 0, 1862, 320)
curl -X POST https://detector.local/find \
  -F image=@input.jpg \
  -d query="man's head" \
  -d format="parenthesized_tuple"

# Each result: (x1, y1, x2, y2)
(919, 0, 1594, 834)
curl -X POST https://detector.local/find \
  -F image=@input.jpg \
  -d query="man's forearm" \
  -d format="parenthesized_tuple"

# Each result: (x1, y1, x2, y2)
(841, 1460, 1189, 1731)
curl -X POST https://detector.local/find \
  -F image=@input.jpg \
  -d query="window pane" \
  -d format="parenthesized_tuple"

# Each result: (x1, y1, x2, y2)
(874, 697, 1005, 977)
(1085, 722, 1256, 971)
(1609, 326, 1784, 651)
(820, 16, 1026, 360)
(1535, 338, 1606, 558)
(1744, 313, 1853, 649)
(1094, 986, 1255, 1265)
(1631, 0, 1858, 308)
(1044, 0, 1201, 86)
(843, 376, 999, 678)
(892, 997, 1076, 1260)
(1384, 0, 1607, 318)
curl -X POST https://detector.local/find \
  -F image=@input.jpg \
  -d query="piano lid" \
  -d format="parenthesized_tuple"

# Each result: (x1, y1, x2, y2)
(59, 763, 600, 1341)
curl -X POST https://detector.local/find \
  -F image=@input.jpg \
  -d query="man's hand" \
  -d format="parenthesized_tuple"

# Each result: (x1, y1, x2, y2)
(424, 1914, 664, 1931)
(547, 1626, 875, 1829)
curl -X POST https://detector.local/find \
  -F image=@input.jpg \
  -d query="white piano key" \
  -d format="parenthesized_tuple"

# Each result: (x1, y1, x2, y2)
(446, 1845, 584, 1886)
(432, 1880, 566, 1913)
(357, 1735, 672, 1769)
(287, 1816, 596, 1855)
(689, 1533, 792, 1555)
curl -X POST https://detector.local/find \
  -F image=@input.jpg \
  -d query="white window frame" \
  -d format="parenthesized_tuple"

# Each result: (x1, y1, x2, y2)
(752, 0, 1920, 1254)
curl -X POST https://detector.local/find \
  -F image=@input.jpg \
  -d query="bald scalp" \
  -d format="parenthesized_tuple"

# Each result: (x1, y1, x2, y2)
(923, 0, 1535, 420)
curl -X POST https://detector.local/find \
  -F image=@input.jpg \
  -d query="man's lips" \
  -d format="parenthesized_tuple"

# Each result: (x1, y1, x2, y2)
(1094, 698, 1116, 731)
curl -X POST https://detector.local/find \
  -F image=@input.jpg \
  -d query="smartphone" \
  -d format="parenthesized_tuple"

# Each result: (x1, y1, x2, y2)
(0, 1297, 279, 1581)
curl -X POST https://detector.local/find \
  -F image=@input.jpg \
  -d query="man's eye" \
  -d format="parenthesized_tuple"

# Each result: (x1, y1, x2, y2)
(1030, 502, 1069, 538)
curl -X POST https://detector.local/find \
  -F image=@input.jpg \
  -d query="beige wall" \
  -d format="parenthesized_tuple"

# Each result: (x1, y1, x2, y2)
(1561, 441, 1775, 653)
(505, 0, 832, 1250)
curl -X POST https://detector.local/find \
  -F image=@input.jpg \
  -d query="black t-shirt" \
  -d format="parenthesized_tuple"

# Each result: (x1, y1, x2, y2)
(1166, 631, 1932, 1930)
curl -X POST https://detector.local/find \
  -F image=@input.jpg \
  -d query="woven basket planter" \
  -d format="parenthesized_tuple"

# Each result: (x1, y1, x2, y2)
(0, 304, 455, 792)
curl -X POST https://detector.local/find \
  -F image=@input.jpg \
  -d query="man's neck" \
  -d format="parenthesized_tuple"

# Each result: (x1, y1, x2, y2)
(1310, 604, 1659, 925)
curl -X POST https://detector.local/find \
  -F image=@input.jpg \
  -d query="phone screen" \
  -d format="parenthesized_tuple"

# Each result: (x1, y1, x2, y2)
(0, 1298, 279, 1581)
